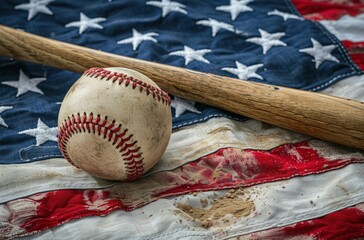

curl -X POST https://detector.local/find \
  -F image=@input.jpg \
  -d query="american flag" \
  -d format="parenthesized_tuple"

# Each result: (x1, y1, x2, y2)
(0, 0, 363, 239)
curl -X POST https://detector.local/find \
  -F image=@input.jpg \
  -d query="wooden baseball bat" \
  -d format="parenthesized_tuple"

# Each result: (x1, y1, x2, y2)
(0, 24, 363, 150)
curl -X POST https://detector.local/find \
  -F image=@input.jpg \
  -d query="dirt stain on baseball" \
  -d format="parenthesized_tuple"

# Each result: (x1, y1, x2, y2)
(148, 101, 171, 150)
(68, 81, 79, 95)
(174, 189, 255, 229)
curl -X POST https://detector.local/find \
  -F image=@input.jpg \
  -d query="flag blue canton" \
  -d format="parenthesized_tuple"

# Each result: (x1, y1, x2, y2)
(0, 0, 362, 164)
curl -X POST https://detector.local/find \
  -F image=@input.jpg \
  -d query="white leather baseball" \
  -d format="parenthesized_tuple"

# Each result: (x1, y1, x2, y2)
(58, 67, 172, 181)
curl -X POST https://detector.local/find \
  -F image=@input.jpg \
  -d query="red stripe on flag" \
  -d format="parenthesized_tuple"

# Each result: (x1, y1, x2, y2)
(1, 140, 363, 239)
(292, 0, 364, 20)
(282, 204, 364, 240)
(237, 203, 364, 240)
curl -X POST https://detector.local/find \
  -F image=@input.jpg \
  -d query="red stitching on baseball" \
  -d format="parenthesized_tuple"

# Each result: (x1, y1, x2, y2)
(58, 112, 144, 181)
(84, 68, 171, 105)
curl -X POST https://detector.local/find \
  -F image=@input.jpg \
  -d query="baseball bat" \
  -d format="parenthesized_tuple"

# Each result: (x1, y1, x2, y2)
(0, 24, 363, 150)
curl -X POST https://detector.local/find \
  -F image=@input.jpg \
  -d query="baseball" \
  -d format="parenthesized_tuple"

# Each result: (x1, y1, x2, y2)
(58, 67, 172, 181)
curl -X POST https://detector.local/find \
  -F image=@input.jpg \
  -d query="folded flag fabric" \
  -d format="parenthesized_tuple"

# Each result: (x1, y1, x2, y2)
(0, 0, 363, 239)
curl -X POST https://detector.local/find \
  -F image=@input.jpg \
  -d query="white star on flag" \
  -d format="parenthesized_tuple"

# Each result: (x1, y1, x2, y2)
(196, 18, 235, 37)
(15, 0, 54, 21)
(299, 38, 339, 69)
(65, 12, 106, 34)
(2, 70, 46, 97)
(267, 9, 304, 21)
(222, 61, 264, 80)
(117, 29, 159, 51)
(171, 97, 201, 118)
(216, 0, 254, 21)
(19, 118, 58, 146)
(0, 106, 13, 128)
(246, 29, 287, 54)
(169, 46, 211, 65)
(146, 0, 187, 18)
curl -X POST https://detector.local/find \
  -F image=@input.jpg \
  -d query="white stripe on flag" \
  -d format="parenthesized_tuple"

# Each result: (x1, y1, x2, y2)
(320, 75, 364, 102)
(320, 13, 364, 42)
(0, 159, 113, 204)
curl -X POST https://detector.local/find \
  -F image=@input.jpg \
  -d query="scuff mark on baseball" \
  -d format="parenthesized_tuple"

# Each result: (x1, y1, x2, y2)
(58, 67, 172, 181)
